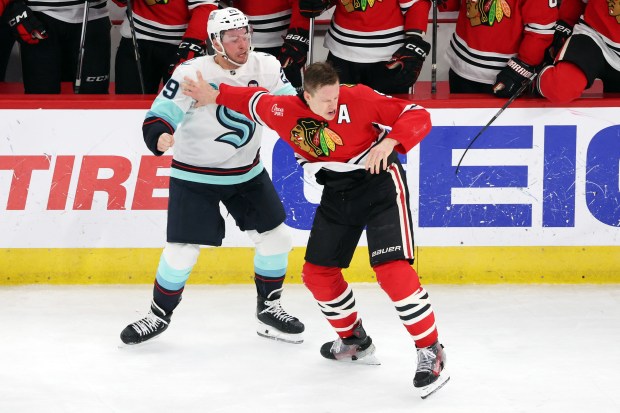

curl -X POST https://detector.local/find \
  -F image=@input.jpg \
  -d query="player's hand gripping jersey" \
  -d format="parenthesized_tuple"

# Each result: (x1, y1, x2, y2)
(142, 52, 296, 185)
(214, 83, 431, 172)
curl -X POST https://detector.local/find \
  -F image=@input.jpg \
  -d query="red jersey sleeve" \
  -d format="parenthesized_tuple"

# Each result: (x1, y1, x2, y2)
(289, 0, 311, 30)
(439, 0, 461, 12)
(351, 85, 432, 154)
(1, 0, 12, 15)
(184, 2, 218, 41)
(558, 0, 587, 26)
(404, 0, 432, 34)
(216, 84, 273, 124)
(517, 0, 559, 66)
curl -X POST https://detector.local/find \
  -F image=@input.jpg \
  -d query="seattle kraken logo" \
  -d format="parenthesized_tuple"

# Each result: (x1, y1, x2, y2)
(215, 106, 256, 148)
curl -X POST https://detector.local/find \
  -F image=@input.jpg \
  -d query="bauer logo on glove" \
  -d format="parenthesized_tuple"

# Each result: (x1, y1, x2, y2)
(278, 28, 309, 69)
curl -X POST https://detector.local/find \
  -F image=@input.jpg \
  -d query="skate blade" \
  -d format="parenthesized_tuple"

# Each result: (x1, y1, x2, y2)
(117, 336, 161, 349)
(419, 370, 450, 399)
(332, 344, 381, 365)
(117, 331, 166, 348)
(257, 323, 304, 344)
(335, 354, 381, 365)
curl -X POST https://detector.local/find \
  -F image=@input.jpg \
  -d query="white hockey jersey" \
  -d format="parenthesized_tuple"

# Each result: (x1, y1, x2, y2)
(144, 52, 296, 185)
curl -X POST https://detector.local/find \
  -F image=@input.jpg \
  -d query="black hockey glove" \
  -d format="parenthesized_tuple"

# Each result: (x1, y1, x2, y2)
(385, 35, 430, 89)
(168, 38, 207, 75)
(5, 0, 48, 45)
(543, 20, 573, 65)
(299, 0, 332, 18)
(278, 28, 309, 70)
(492, 57, 536, 98)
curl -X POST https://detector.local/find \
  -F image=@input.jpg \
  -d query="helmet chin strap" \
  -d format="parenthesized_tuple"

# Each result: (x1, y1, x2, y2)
(213, 40, 250, 69)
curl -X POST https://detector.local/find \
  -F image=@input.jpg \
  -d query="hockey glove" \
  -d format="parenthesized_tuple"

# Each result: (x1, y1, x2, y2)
(5, 0, 48, 45)
(385, 35, 430, 89)
(493, 57, 536, 98)
(168, 38, 207, 75)
(278, 28, 309, 70)
(299, 0, 332, 18)
(543, 20, 573, 65)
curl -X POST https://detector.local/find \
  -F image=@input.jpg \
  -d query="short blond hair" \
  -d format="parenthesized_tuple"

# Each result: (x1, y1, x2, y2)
(303, 62, 339, 95)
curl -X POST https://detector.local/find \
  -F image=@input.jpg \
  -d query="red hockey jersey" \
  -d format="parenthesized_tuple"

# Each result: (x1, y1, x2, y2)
(233, 0, 309, 49)
(558, 0, 620, 68)
(18, 0, 108, 24)
(319, 0, 431, 63)
(215, 83, 431, 167)
(115, 0, 217, 45)
(443, 0, 557, 84)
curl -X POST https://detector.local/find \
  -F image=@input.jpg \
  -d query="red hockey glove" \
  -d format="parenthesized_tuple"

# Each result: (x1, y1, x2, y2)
(543, 20, 573, 65)
(385, 35, 430, 89)
(5, 0, 48, 45)
(168, 38, 207, 75)
(299, 0, 332, 18)
(493, 57, 536, 98)
(278, 28, 309, 70)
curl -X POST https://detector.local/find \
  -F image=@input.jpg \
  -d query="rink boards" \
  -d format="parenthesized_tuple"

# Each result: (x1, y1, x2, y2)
(1, 101, 619, 284)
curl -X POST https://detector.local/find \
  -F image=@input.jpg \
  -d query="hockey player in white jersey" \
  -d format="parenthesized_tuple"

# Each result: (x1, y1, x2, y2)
(120, 7, 304, 346)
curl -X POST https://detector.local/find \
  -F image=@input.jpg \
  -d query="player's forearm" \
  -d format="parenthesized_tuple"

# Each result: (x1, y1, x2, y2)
(216, 83, 270, 122)
(387, 108, 432, 153)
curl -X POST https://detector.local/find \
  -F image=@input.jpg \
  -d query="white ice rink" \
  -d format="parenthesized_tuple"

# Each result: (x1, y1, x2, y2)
(2, 283, 619, 413)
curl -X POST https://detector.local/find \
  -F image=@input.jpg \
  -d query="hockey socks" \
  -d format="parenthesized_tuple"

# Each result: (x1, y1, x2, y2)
(302, 262, 359, 338)
(374, 260, 438, 348)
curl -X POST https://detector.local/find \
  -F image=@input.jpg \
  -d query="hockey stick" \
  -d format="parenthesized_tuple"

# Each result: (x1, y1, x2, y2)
(307, 17, 315, 66)
(74, 1, 89, 94)
(431, 0, 438, 94)
(126, 0, 145, 94)
(454, 74, 538, 175)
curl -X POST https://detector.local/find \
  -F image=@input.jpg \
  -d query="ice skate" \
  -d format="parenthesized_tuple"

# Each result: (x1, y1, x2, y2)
(320, 320, 380, 365)
(256, 288, 305, 344)
(414, 341, 450, 399)
(120, 300, 171, 345)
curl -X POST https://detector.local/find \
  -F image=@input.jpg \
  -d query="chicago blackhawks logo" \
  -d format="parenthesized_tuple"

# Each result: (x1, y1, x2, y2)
(290, 119, 343, 158)
(341, 0, 382, 13)
(466, 0, 511, 27)
(610, 0, 620, 23)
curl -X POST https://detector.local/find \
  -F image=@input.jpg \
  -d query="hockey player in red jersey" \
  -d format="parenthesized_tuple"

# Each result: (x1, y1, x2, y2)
(537, 0, 620, 103)
(441, 0, 558, 97)
(3, 0, 111, 93)
(112, 0, 217, 94)
(231, 0, 310, 88)
(298, 0, 432, 94)
(182, 61, 450, 398)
